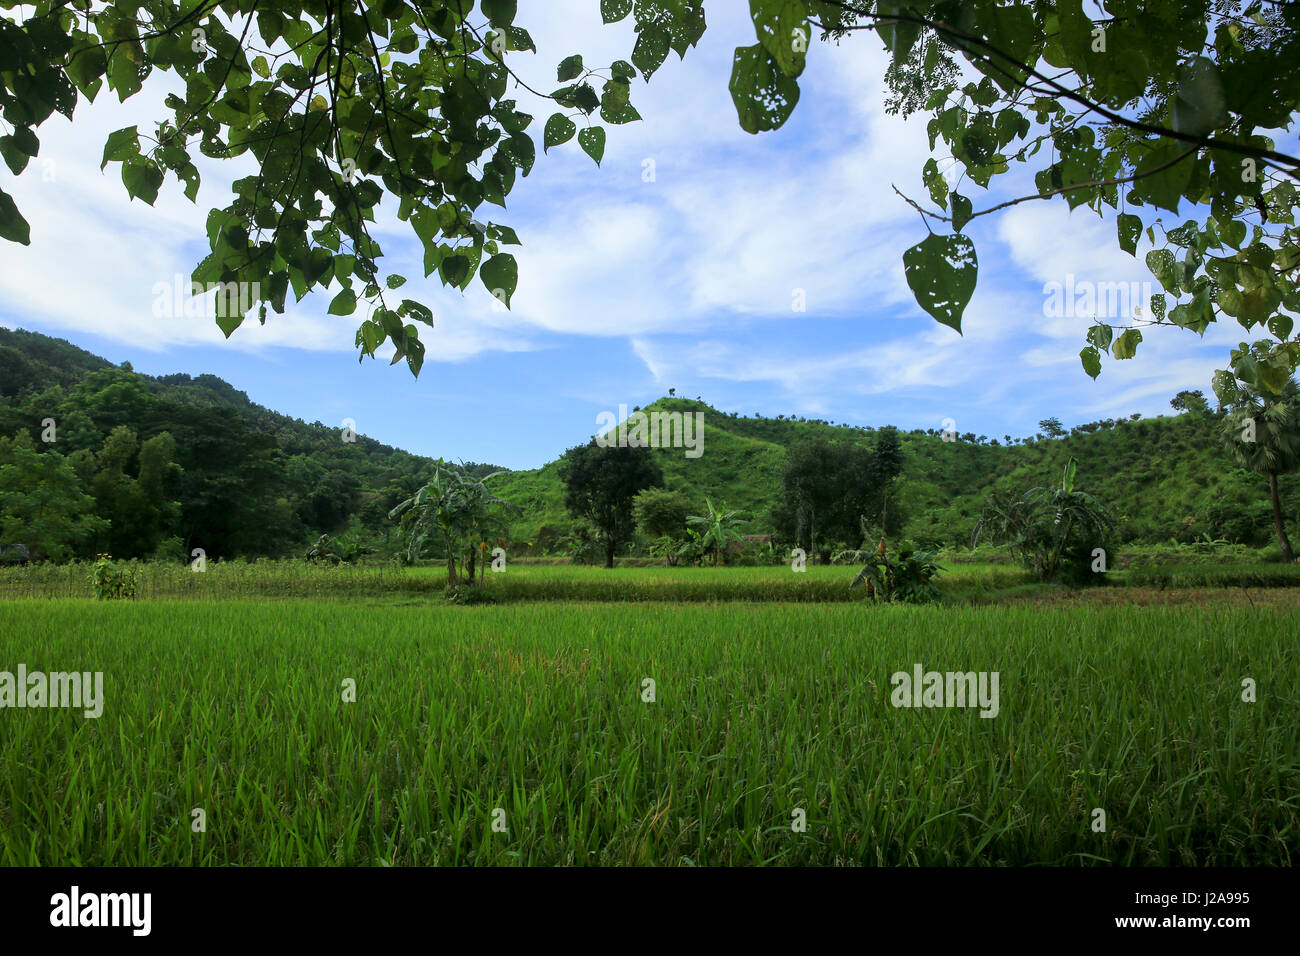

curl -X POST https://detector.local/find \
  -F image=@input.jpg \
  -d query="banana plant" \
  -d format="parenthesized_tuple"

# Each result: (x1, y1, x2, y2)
(684, 498, 746, 567)
(388, 460, 518, 587)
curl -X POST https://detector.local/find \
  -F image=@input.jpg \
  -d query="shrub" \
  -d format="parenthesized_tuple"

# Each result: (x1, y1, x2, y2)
(845, 543, 943, 604)
(91, 555, 139, 600)
(972, 458, 1116, 583)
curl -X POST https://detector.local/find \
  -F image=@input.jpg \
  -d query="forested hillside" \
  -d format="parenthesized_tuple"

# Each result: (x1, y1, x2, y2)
(1, 329, 1293, 561)
(0, 328, 493, 559)
(494, 397, 1296, 554)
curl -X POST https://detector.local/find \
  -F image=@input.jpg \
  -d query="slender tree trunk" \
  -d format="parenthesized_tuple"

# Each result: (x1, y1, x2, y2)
(605, 537, 615, 569)
(1269, 472, 1295, 562)
(446, 544, 457, 587)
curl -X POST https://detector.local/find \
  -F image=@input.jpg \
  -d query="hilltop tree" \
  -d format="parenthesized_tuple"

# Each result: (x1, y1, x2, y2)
(558, 441, 662, 568)
(1038, 417, 1067, 439)
(1170, 389, 1211, 415)
(1217, 365, 1300, 562)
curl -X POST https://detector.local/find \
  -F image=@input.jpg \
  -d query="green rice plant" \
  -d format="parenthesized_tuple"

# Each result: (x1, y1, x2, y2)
(0, 601, 1294, 866)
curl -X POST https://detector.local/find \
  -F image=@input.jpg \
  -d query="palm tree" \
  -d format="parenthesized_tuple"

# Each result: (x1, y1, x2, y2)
(1220, 378, 1300, 562)
(684, 498, 745, 567)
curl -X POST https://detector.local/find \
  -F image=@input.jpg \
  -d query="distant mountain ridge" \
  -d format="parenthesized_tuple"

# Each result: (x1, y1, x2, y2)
(0, 327, 1291, 557)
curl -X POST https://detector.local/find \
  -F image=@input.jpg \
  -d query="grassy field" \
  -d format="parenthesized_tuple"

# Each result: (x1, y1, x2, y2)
(4, 557, 1299, 603)
(0, 600, 1295, 866)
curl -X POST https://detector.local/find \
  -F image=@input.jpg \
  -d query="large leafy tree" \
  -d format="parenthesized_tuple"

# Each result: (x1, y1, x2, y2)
(700, 0, 1300, 395)
(557, 439, 662, 568)
(0, 431, 108, 560)
(0, 0, 673, 373)
(1217, 359, 1299, 561)
(775, 432, 901, 559)
(5, 1, 1298, 392)
(69, 424, 182, 557)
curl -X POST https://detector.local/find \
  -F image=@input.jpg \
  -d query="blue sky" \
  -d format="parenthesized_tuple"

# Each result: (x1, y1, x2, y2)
(0, 2, 1246, 470)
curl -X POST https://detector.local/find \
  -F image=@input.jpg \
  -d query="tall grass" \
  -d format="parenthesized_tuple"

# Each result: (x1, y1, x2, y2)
(0, 601, 1293, 865)
(0, 560, 1032, 603)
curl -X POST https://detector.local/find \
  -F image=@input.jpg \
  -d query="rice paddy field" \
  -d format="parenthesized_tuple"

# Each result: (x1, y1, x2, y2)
(4, 557, 1299, 603)
(0, 597, 1296, 866)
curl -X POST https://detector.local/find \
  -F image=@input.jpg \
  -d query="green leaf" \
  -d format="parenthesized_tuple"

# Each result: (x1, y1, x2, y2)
(1145, 249, 1181, 294)
(504, 26, 535, 52)
(578, 127, 606, 165)
(601, 0, 634, 23)
(950, 193, 972, 232)
(1171, 56, 1229, 137)
(0, 188, 31, 245)
(121, 160, 163, 205)
(1086, 324, 1113, 351)
(902, 233, 978, 334)
(632, 25, 671, 79)
(923, 158, 948, 210)
(750, 0, 810, 79)
(482, 0, 517, 27)
(328, 287, 358, 315)
(1117, 213, 1141, 256)
(215, 312, 244, 338)
(728, 44, 801, 134)
(1130, 144, 1194, 213)
(1111, 328, 1142, 360)
(480, 253, 518, 308)
(1079, 345, 1102, 379)
(399, 299, 434, 326)
(544, 113, 576, 152)
(0, 136, 29, 175)
(875, 0, 921, 66)
(1220, 218, 1247, 250)
(101, 125, 140, 170)
(557, 54, 584, 82)
(440, 253, 470, 288)
(1216, 287, 1244, 317)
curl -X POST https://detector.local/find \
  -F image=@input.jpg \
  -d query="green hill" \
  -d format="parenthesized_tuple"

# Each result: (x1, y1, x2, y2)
(0, 328, 501, 559)
(0, 328, 1292, 560)
(494, 396, 1296, 554)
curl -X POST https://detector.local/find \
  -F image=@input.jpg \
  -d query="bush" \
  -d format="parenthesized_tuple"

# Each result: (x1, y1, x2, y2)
(847, 543, 943, 604)
(1056, 538, 1115, 587)
(444, 584, 497, 605)
(91, 555, 139, 600)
